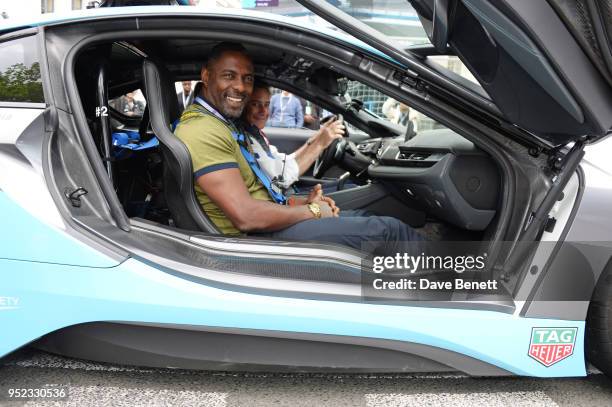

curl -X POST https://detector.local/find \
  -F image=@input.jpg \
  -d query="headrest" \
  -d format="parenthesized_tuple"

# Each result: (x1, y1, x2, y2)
(142, 59, 180, 126)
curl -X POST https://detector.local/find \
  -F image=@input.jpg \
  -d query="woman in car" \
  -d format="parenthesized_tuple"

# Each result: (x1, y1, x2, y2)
(238, 83, 345, 191)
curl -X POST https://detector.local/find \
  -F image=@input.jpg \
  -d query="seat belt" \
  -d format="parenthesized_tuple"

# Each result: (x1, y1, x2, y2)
(192, 97, 287, 205)
(231, 131, 286, 205)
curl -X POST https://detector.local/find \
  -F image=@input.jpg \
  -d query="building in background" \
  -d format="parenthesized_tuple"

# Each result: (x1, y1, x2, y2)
(0, 0, 40, 20)
(0, 0, 88, 21)
(42, 0, 90, 13)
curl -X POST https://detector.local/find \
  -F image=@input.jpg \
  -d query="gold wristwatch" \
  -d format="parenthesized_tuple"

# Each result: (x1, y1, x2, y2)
(307, 202, 322, 219)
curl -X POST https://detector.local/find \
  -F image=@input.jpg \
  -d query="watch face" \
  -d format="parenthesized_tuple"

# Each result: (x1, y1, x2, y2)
(308, 203, 321, 218)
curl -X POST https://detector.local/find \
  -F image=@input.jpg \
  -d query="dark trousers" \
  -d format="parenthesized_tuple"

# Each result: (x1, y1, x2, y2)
(254, 210, 423, 254)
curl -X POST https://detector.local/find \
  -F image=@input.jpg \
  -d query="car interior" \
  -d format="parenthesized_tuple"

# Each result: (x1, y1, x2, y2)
(74, 40, 503, 245)
(44, 9, 564, 306)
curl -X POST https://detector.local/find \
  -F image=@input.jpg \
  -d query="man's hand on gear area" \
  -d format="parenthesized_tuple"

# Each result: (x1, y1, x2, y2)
(306, 184, 340, 217)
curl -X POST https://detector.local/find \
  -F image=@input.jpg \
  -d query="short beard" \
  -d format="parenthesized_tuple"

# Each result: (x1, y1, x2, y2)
(219, 104, 244, 119)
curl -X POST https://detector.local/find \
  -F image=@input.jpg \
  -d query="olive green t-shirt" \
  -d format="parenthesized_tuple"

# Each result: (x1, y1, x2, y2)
(174, 104, 272, 235)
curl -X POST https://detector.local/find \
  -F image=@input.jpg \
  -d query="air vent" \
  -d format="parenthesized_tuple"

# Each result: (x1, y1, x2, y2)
(401, 160, 435, 168)
(398, 151, 431, 161)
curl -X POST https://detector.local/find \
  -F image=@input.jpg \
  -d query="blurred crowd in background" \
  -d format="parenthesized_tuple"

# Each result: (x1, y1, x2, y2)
(110, 80, 431, 133)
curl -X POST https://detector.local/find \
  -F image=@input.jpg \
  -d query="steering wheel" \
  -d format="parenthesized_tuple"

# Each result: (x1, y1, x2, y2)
(312, 114, 350, 178)
(313, 138, 348, 178)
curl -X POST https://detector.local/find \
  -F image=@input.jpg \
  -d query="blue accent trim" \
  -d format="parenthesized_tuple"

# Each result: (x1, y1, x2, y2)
(194, 162, 238, 178)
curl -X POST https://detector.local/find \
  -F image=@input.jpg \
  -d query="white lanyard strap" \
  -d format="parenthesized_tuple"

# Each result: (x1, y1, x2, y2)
(279, 95, 291, 122)
(194, 96, 228, 124)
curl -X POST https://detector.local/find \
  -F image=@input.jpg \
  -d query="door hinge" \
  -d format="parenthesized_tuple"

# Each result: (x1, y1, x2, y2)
(64, 187, 88, 208)
(548, 137, 588, 173)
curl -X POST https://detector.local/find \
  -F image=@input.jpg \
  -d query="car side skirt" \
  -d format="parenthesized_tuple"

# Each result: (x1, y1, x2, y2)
(33, 322, 510, 375)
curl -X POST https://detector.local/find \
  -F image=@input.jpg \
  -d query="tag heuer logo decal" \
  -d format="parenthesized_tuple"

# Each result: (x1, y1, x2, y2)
(528, 327, 577, 367)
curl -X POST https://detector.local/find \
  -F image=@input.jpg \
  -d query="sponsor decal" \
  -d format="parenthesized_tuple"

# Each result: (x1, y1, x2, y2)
(528, 327, 577, 367)
(0, 296, 20, 311)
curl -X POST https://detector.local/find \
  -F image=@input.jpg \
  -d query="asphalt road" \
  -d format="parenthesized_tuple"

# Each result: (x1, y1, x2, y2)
(1, 349, 612, 406)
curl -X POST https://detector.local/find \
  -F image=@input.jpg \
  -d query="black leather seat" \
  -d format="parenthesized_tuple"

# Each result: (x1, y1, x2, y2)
(142, 59, 220, 233)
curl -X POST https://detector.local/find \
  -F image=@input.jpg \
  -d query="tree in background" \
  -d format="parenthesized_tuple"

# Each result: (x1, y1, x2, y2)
(0, 62, 43, 102)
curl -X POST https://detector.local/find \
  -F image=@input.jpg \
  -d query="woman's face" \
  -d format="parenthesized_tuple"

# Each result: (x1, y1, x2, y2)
(245, 87, 271, 129)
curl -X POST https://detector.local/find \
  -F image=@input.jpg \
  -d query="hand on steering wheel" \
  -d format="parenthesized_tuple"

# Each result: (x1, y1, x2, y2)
(317, 117, 345, 149)
(313, 116, 348, 178)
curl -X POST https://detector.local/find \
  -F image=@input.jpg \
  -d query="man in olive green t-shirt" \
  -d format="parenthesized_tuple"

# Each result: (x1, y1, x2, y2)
(174, 42, 422, 250)
(175, 103, 273, 235)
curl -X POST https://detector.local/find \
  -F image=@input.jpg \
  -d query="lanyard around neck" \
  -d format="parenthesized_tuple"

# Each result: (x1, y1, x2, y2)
(195, 96, 249, 150)
(280, 95, 291, 110)
(194, 96, 228, 124)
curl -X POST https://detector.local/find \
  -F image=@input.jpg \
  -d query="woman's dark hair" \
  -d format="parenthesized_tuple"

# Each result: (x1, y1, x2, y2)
(252, 79, 271, 94)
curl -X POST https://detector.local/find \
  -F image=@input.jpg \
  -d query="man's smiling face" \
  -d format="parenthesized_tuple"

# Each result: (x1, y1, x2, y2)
(202, 50, 254, 119)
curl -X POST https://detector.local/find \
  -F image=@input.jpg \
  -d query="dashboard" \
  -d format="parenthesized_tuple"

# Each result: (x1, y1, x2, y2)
(355, 129, 500, 231)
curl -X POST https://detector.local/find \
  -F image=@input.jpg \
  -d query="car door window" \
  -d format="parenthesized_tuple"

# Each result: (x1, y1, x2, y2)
(0, 35, 43, 103)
